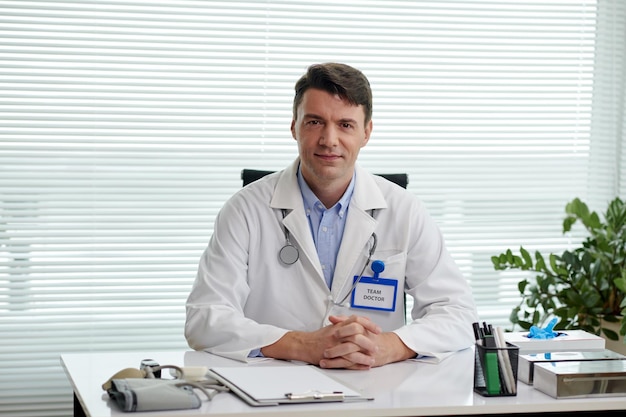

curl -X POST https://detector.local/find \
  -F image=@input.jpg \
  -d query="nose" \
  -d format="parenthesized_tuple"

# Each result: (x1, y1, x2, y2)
(319, 125, 339, 147)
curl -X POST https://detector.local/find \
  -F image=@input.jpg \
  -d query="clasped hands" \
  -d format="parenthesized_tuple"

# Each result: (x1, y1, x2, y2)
(318, 315, 385, 370)
(262, 314, 414, 370)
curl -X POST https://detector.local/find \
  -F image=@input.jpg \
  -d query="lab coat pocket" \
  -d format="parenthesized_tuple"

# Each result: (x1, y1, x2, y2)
(365, 250, 407, 300)
(370, 250, 406, 280)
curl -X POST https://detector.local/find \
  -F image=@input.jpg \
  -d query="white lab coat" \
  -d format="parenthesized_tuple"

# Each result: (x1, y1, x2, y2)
(185, 159, 478, 362)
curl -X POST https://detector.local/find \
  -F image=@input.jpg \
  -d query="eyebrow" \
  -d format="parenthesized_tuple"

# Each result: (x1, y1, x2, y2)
(339, 118, 359, 126)
(303, 113, 359, 126)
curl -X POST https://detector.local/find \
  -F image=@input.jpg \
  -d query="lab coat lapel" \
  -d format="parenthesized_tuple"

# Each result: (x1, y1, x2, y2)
(331, 166, 388, 300)
(270, 160, 324, 282)
(282, 208, 323, 279)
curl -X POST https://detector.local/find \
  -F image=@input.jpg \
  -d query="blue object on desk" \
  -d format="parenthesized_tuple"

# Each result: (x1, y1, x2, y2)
(527, 318, 560, 339)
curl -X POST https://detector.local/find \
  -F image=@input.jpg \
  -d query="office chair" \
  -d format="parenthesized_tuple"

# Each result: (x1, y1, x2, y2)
(241, 169, 408, 189)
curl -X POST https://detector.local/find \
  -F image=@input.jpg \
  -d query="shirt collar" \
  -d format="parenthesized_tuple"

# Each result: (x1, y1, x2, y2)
(297, 165, 355, 217)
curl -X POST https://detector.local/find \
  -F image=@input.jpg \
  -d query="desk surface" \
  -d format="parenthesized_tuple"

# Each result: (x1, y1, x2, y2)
(61, 349, 626, 417)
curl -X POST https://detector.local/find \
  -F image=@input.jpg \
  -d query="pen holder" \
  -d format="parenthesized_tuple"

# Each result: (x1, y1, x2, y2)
(474, 341, 519, 397)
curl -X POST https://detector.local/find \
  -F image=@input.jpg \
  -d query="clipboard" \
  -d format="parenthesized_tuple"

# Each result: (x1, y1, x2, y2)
(207, 365, 373, 406)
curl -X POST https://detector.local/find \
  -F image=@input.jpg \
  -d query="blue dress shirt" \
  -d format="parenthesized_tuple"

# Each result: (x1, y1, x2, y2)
(297, 166, 356, 289)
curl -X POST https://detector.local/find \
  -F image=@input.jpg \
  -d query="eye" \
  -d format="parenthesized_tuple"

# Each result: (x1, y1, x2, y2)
(341, 122, 353, 129)
(306, 120, 321, 125)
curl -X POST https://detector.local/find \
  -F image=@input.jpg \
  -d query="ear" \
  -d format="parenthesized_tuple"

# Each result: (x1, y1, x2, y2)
(290, 119, 297, 140)
(362, 120, 373, 147)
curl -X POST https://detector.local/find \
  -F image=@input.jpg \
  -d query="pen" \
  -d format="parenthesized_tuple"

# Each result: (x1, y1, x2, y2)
(285, 391, 345, 401)
(495, 326, 516, 394)
(472, 322, 481, 341)
(472, 322, 487, 389)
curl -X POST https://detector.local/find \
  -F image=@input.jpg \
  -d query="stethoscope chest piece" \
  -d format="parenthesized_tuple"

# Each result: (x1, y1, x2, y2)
(278, 208, 300, 265)
(279, 243, 299, 265)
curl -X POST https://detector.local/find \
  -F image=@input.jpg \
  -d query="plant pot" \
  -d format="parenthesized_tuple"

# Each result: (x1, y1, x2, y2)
(601, 319, 626, 355)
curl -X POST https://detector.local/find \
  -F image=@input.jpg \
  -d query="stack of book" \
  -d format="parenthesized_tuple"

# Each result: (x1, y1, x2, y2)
(518, 349, 626, 384)
(503, 329, 626, 398)
(533, 359, 626, 398)
(503, 330, 605, 354)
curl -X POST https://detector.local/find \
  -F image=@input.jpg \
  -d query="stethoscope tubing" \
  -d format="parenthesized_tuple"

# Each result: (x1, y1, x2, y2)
(334, 232, 377, 306)
(277, 208, 381, 307)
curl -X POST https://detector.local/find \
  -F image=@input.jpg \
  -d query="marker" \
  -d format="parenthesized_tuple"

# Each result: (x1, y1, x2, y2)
(484, 350, 501, 395)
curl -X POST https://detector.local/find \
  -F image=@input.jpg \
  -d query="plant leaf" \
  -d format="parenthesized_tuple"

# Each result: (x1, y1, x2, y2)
(602, 327, 619, 341)
(520, 247, 533, 268)
(518, 279, 528, 294)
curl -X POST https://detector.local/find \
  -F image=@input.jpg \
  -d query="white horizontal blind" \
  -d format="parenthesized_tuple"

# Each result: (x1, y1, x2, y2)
(0, 1, 624, 416)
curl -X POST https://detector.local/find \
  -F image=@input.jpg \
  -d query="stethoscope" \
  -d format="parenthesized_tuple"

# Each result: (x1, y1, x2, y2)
(334, 232, 381, 307)
(278, 209, 300, 265)
(278, 209, 384, 307)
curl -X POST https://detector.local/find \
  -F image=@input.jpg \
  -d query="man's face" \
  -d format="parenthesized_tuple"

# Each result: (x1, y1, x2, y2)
(291, 88, 372, 191)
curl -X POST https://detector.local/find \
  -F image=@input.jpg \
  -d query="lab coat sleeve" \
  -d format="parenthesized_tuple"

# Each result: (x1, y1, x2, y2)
(392, 199, 478, 358)
(184, 193, 288, 362)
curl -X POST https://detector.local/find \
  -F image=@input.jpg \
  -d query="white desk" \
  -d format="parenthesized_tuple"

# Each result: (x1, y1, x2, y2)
(61, 349, 626, 417)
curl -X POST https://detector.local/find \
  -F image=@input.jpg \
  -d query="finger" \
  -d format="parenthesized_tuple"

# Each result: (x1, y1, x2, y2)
(354, 316, 382, 334)
(327, 315, 349, 325)
(323, 340, 360, 359)
(334, 323, 382, 346)
(330, 315, 382, 335)
(319, 356, 356, 369)
(321, 350, 376, 369)
(326, 334, 379, 357)
(345, 363, 373, 370)
(321, 358, 371, 370)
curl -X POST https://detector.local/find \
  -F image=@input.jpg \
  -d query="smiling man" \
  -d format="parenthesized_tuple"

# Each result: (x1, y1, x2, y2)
(291, 73, 372, 207)
(185, 63, 478, 370)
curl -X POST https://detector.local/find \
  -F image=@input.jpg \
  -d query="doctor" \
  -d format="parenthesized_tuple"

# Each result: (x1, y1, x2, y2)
(185, 63, 477, 370)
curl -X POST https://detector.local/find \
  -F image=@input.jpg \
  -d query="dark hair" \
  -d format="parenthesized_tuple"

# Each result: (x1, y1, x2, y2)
(292, 63, 372, 124)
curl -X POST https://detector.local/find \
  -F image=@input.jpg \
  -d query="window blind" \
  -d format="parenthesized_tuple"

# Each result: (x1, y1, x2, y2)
(1, 1, 624, 415)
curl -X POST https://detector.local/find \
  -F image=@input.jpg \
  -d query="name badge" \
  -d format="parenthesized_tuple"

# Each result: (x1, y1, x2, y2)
(350, 276, 398, 312)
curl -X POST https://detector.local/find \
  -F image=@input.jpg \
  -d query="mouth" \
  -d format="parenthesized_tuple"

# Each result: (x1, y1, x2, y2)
(315, 153, 342, 162)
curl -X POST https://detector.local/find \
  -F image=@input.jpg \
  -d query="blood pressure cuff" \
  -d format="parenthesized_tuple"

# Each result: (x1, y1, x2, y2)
(107, 378, 202, 412)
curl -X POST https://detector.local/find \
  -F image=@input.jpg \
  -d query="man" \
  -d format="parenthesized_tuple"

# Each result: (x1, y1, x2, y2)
(185, 63, 477, 369)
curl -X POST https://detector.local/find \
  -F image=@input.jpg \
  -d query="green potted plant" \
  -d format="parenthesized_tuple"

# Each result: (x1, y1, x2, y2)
(491, 197, 626, 346)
